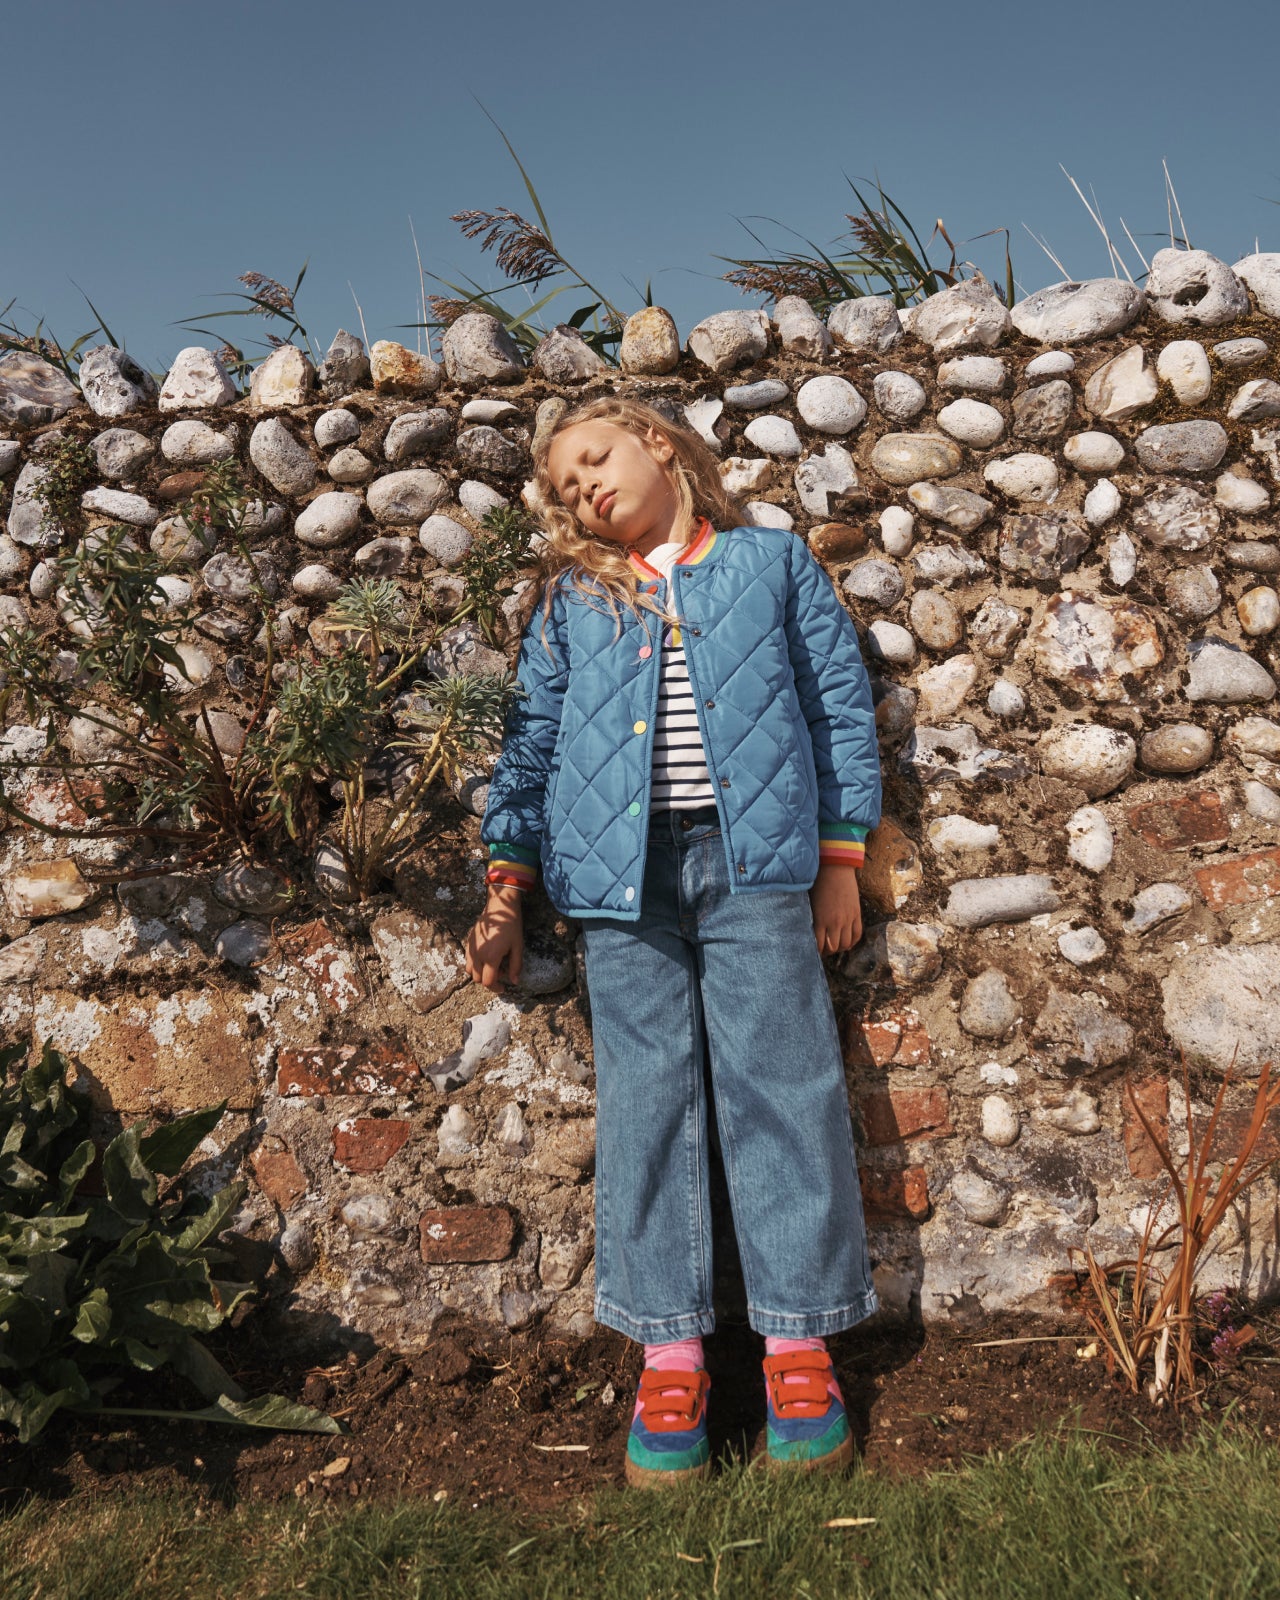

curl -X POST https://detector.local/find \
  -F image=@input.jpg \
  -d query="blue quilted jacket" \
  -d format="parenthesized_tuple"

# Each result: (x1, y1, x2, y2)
(480, 523, 882, 920)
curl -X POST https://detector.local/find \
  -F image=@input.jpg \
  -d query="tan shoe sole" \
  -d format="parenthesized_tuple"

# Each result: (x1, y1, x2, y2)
(766, 1431, 855, 1474)
(625, 1456, 712, 1490)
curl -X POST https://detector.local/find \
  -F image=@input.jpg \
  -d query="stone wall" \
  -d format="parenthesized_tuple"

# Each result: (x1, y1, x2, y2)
(3, 244, 1280, 1346)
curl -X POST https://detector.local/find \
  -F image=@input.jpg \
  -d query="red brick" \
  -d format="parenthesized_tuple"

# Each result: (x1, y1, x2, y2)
(859, 1165, 930, 1222)
(844, 1011, 931, 1068)
(419, 1204, 518, 1264)
(1123, 1077, 1170, 1180)
(861, 1087, 952, 1146)
(251, 1144, 308, 1209)
(1194, 848, 1280, 909)
(1127, 791, 1229, 851)
(332, 1117, 411, 1173)
(279, 919, 367, 1012)
(277, 1042, 420, 1097)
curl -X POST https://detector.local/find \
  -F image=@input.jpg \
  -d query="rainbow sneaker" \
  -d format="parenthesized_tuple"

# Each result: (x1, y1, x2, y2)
(763, 1349, 854, 1472)
(624, 1367, 711, 1489)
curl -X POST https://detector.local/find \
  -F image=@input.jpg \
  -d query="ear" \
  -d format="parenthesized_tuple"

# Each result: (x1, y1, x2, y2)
(642, 423, 675, 463)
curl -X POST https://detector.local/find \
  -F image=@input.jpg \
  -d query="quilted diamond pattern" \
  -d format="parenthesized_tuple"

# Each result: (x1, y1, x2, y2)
(482, 527, 882, 919)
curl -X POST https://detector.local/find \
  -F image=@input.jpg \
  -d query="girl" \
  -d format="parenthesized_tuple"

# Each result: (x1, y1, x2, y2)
(465, 395, 881, 1487)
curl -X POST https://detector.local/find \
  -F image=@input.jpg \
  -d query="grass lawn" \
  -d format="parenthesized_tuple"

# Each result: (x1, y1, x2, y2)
(3, 1422, 1279, 1599)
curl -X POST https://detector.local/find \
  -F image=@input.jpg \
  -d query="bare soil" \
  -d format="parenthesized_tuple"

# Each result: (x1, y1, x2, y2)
(4, 1307, 1279, 1514)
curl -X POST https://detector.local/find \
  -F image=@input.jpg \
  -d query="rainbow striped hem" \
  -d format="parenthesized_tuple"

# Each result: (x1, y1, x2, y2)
(819, 823, 869, 869)
(628, 517, 717, 582)
(486, 842, 538, 891)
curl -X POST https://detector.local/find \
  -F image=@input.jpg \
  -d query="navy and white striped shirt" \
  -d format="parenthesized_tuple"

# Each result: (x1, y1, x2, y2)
(645, 541, 716, 811)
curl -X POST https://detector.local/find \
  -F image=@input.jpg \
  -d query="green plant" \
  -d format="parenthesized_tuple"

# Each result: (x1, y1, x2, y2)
(263, 572, 514, 897)
(0, 466, 284, 871)
(413, 104, 632, 363)
(720, 176, 1015, 311)
(454, 503, 538, 645)
(1076, 1058, 1280, 1403)
(0, 1041, 341, 1443)
(27, 433, 97, 535)
(175, 263, 316, 382)
(0, 288, 118, 380)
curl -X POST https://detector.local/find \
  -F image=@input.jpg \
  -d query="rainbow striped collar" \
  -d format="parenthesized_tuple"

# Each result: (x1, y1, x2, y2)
(627, 517, 718, 581)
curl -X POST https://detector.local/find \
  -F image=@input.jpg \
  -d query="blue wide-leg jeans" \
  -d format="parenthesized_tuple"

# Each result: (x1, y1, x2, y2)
(579, 806, 879, 1343)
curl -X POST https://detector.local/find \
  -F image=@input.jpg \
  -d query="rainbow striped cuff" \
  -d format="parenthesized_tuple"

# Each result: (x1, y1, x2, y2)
(818, 823, 870, 869)
(486, 842, 538, 892)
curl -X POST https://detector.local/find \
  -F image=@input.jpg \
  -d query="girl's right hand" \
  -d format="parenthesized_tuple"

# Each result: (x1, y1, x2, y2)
(464, 886, 525, 991)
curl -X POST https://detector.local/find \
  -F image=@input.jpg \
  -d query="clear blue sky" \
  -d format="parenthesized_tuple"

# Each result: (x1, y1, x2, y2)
(5, 0, 1278, 375)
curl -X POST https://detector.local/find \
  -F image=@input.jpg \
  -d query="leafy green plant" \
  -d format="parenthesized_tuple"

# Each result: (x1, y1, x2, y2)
(264, 572, 515, 897)
(1075, 1058, 1280, 1404)
(0, 1041, 341, 1443)
(454, 503, 538, 645)
(720, 176, 1015, 311)
(26, 432, 97, 536)
(0, 465, 284, 871)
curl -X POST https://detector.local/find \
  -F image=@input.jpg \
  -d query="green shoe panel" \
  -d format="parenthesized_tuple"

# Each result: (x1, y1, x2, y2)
(626, 1433, 711, 1474)
(766, 1409, 850, 1463)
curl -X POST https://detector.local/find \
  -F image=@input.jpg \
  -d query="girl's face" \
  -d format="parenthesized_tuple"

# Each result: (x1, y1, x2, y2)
(545, 420, 685, 555)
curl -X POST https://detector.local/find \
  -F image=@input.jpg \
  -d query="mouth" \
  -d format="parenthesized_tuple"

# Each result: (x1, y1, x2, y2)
(595, 491, 616, 518)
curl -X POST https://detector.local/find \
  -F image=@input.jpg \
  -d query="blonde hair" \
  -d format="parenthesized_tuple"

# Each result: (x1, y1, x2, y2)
(530, 394, 748, 629)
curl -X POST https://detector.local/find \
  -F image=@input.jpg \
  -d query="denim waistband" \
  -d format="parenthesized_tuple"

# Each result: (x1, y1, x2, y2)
(648, 802, 721, 838)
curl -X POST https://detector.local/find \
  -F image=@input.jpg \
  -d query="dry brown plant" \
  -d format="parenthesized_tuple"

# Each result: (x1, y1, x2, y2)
(1076, 1058, 1280, 1404)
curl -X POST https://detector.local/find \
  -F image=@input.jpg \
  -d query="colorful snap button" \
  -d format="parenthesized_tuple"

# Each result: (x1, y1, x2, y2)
(628, 801, 641, 816)
(624, 886, 636, 902)
(633, 720, 647, 734)
(638, 645, 652, 659)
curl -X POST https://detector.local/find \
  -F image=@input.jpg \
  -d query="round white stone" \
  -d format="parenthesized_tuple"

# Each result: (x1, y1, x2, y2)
(743, 415, 802, 457)
(745, 500, 793, 530)
(983, 452, 1058, 502)
(873, 371, 927, 422)
(867, 620, 917, 665)
(294, 492, 363, 547)
(1108, 530, 1137, 586)
(314, 408, 361, 448)
(1238, 587, 1280, 636)
(1156, 340, 1212, 404)
(937, 398, 1005, 447)
(1064, 431, 1124, 472)
(1067, 806, 1114, 873)
(458, 480, 508, 519)
(1025, 351, 1075, 377)
(419, 514, 473, 567)
(1084, 478, 1122, 527)
(796, 376, 867, 435)
(981, 1095, 1021, 1147)
(938, 356, 1006, 393)
(292, 563, 343, 601)
(161, 419, 236, 466)
(879, 505, 915, 556)
(1244, 780, 1280, 822)
(987, 678, 1025, 718)
(1058, 926, 1107, 966)
(1216, 472, 1270, 513)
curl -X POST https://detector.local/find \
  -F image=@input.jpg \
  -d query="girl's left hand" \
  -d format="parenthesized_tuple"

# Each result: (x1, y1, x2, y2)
(810, 864, 863, 955)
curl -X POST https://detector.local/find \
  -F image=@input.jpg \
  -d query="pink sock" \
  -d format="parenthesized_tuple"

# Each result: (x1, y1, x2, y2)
(634, 1337, 706, 1422)
(765, 1336, 842, 1406)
